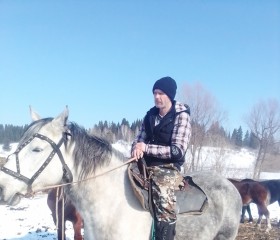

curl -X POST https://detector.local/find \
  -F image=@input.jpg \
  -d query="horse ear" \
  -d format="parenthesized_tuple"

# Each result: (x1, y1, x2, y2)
(52, 106, 69, 128)
(29, 105, 41, 121)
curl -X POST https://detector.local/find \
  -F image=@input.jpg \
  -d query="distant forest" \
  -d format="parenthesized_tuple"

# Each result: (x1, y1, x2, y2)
(0, 120, 259, 151)
(1, 90, 279, 179)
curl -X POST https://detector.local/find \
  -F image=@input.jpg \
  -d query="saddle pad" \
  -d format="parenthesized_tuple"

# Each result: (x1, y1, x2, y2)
(175, 183, 208, 214)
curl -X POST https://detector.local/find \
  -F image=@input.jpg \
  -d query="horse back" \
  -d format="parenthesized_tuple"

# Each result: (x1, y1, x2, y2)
(259, 180, 280, 204)
(228, 178, 268, 205)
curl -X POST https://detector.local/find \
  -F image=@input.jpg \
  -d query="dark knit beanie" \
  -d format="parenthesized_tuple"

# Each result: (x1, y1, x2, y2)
(152, 76, 177, 101)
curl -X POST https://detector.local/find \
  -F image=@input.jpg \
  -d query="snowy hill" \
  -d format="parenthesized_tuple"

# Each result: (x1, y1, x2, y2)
(1, 141, 280, 179)
(114, 141, 280, 179)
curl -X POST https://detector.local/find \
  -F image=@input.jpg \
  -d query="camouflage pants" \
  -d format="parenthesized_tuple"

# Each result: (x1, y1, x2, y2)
(147, 164, 182, 223)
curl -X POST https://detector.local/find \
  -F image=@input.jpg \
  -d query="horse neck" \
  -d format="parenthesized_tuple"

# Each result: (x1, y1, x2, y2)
(72, 159, 138, 232)
(73, 158, 150, 240)
(72, 153, 130, 204)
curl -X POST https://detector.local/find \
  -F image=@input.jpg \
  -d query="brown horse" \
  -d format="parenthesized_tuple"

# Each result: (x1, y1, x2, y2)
(228, 178, 271, 231)
(47, 187, 83, 240)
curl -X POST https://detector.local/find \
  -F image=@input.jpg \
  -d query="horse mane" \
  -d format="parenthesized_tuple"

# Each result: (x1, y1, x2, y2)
(67, 122, 127, 180)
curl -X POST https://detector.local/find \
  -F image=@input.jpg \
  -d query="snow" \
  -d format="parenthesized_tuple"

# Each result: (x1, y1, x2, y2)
(0, 141, 280, 239)
(112, 140, 130, 157)
(0, 193, 77, 240)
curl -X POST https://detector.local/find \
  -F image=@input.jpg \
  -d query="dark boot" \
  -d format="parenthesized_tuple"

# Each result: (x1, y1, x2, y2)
(155, 221, 176, 240)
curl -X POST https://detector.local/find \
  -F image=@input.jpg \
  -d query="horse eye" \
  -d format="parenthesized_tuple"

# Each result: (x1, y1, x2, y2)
(33, 148, 43, 152)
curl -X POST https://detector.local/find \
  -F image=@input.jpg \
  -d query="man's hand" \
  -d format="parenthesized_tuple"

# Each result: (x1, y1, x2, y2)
(132, 142, 146, 160)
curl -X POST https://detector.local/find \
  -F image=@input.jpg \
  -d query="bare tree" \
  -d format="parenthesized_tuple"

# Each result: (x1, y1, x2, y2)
(245, 99, 280, 179)
(179, 82, 226, 172)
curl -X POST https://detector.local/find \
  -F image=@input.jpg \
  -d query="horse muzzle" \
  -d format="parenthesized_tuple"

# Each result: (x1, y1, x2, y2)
(0, 186, 22, 206)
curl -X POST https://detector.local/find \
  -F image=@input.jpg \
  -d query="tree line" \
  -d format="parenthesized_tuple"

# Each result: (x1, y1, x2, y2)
(1, 82, 279, 179)
(0, 121, 261, 151)
(0, 124, 28, 150)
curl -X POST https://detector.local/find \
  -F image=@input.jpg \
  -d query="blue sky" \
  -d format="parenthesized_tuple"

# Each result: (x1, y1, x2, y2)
(0, 1, 279, 132)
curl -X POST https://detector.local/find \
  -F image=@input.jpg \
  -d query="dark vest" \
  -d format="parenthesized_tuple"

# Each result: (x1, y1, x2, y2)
(143, 104, 186, 169)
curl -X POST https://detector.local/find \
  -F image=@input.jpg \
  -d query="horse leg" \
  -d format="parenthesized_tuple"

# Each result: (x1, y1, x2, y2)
(241, 205, 253, 223)
(256, 204, 263, 228)
(72, 211, 83, 240)
(263, 206, 271, 232)
(240, 206, 246, 223)
(278, 199, 280, 228)
(265, 212, 271, 232)
(257, 204, 271, 231)
(246, 205, 253, 223)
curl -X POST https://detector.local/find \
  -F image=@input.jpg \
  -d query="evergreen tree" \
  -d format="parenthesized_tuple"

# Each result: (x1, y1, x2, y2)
(0, 124, 4, 142)
(131, 119, 142, 132)
(0, 124, 28, 144)
(236, 126, 243, 147)
(231, 129, 237, 145)
(243, 130, 250, 147)
(120, 118, 130, 127)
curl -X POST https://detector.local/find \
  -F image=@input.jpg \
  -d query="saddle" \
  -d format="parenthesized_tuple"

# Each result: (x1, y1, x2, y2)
(128, 162, 208, 216)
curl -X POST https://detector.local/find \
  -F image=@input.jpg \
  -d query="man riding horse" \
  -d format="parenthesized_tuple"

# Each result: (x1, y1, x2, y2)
(131, 77, 191, 240)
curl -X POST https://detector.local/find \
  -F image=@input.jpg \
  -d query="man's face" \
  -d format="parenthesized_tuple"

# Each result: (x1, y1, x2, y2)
(153, 89, 170, 108)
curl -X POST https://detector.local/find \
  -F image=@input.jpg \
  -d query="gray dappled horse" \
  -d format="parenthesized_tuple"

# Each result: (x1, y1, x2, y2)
(0, 107, 242, 240)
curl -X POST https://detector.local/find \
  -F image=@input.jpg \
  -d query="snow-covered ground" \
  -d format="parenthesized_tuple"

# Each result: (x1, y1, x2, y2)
(0, 192, 279, 240)
(0, 193, 77, 240)
(0, 142, 280, 239)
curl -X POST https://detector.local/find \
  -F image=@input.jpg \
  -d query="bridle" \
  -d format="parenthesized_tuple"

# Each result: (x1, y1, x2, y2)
(1, 130, 136, 197)
(0, 132, 73, 195)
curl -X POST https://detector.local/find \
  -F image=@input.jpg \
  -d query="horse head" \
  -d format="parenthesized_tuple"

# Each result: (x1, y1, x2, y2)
(0, 107, 72, 205)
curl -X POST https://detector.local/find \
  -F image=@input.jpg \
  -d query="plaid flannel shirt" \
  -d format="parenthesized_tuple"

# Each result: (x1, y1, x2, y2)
(132, 102, 191, 160)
